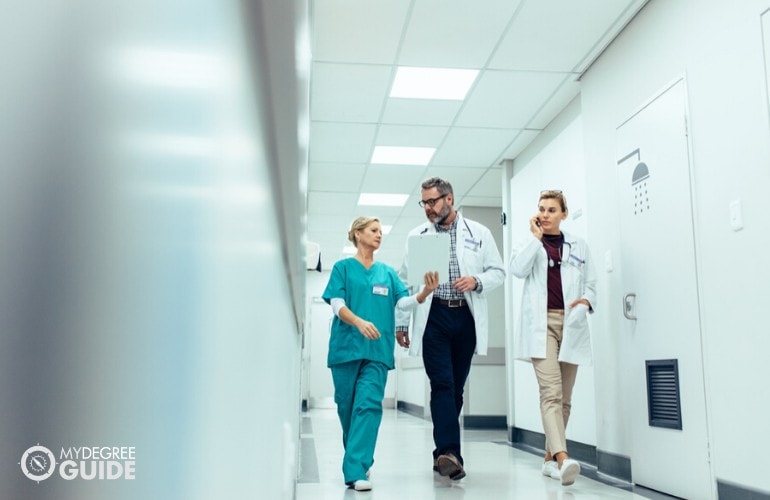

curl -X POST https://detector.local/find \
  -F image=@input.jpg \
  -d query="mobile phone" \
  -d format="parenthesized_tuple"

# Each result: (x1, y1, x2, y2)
(535, 219, 541, 227)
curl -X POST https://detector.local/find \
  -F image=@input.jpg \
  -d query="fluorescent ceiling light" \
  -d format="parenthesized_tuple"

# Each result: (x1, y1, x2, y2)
(357, 193, 409, 207)
(371, 146, 435, 166)
(381, 225, 392, 235)
(390, 66, 479, 100)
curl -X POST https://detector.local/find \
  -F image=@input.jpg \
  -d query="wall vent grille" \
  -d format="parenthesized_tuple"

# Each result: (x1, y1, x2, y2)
(646, 359, 682, 430)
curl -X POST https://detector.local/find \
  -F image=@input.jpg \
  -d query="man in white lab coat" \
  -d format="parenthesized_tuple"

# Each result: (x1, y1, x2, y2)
(396, 177, 505, 480)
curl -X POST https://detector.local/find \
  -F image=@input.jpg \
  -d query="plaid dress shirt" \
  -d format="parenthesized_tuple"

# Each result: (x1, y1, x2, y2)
(434, 219, 466, 301)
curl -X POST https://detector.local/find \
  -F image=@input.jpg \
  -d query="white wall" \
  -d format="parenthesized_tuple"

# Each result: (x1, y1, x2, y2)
(395, 355, 430, 414)
(0, 1, 307, 499)
(461, 206, 508, 419)
(515, 0, 770, 494)
(460, 206, 507, 350)
(304, 271, 337, 407)
(506, 98, 597, 447)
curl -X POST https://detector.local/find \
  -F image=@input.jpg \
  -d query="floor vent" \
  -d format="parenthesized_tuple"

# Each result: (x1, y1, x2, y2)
(646, 359, 682, 430)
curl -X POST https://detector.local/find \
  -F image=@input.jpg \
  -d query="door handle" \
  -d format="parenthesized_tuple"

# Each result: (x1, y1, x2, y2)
(623, 293, 637, 320)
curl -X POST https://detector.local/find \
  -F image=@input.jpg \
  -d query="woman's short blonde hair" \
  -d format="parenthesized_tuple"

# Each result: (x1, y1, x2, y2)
(348, 216, 380, 247)
(539, 190, 568, 212)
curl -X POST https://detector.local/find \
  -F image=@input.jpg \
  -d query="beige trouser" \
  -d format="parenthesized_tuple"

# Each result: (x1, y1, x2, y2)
(533, 310, 578, 457)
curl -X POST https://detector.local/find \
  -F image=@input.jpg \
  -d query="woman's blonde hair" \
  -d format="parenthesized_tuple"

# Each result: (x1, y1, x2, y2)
(539, 190, 568, 212)
(348, 216, 380, 247)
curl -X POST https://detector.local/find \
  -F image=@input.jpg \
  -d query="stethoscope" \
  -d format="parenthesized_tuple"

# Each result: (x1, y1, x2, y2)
(463, 219, 474, 239)
(544, 240, 584, 269)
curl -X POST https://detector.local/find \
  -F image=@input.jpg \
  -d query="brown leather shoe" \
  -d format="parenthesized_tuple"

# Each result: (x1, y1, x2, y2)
(437, 453, 466, 480)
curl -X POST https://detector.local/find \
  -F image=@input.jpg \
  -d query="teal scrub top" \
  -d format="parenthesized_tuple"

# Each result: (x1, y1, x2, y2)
(322, 258, 409, 369)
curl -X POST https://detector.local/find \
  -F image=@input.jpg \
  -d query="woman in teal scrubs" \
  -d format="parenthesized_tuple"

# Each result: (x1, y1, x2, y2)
(323, 216, 437, 491)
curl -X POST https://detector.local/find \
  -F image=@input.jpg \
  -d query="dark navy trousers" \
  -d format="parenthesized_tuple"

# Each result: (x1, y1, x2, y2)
(421, 301, 476, 464)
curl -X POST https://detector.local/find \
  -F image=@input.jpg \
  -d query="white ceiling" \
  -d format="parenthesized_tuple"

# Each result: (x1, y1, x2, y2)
(307, 0, 648, 270)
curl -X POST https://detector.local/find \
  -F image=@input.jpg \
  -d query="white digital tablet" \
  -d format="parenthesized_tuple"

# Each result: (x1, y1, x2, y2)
(407, 232, 450, 285)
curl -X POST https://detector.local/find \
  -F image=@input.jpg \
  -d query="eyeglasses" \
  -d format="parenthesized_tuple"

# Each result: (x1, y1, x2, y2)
(418, 194, 448, 208)
(540, 189, 563, 195)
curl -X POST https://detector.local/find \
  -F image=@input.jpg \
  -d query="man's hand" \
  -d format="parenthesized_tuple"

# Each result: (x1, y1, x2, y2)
(452, 276, 478, 293)
(396, 331, 411, 348)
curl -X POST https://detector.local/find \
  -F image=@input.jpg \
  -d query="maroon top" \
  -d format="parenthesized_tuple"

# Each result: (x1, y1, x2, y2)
(542, 233, 564, 310)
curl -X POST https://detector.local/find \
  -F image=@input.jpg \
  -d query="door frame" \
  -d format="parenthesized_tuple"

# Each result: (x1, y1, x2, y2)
(616, 75, 715, 497)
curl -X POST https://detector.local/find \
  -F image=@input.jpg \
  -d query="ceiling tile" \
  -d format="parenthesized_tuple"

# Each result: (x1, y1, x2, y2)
(489, 0, 640, 72)
(466, 167, 504, 198)
(310, 63, 393, 122)
(308, 191, 358, 215)
(360, 164, 426, 193)
(501, 129, 541, 159)
(308, 162, 366, 192)
(389, 215, 428, 235)
(309, 122, 376, 163)
(455, 70, 566, 128)
(311, 0, 412, 64)
(398, 0, 523, 68)
(307, 213, 357, 233)
(352, 204, 405, 220)
(431, 127, 519, 168)
(421, 166, 489, 199)
(375, 124, 448, 147)
(459, 196, 503, 208)
(528, 78, 581, 129)
(309, 230, 345, 248)
(381, 98, 463, 126)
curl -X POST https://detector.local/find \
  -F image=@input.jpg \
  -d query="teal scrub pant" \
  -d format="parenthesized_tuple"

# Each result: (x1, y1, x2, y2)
(330, 359, 388, 484)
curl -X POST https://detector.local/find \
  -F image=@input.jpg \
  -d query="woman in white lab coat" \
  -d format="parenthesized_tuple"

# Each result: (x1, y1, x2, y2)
(509, 190, 597, 487)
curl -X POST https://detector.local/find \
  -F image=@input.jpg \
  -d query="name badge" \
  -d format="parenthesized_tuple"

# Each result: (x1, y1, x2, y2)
(372, 285, 389, 296)
(567, 253, 585, 268)
(464, 238, 480, 251)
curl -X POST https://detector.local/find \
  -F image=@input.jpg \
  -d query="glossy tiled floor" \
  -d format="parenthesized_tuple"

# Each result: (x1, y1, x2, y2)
(297, 408, 669, 500)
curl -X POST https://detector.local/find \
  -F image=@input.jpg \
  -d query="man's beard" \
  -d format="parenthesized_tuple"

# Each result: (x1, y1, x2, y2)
(432, 204, 451, 225)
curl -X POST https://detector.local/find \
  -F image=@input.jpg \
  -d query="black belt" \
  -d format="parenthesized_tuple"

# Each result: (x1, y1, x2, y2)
(433, 298, 468, 308)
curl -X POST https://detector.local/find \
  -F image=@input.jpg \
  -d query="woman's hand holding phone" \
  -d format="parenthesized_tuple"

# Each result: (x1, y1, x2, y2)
(530, 215, 543, 240)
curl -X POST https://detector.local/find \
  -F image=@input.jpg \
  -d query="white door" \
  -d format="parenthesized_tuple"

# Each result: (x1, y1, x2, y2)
(616, 79, 713, 499)
(307, 298, 336, 408)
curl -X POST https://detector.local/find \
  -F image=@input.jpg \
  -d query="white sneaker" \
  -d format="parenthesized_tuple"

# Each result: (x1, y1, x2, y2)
(352, 479, 372, 491)
(559, 459, 580, 486)
(541, 460, 558, 479)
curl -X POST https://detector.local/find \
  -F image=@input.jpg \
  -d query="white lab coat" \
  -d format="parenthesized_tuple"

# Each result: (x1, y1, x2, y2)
(397, 213, 505, 356)
(509, 231, 597, 365)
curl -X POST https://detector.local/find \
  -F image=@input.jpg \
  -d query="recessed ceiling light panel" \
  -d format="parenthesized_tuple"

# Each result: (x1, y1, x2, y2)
(390, 66, 479, 100)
